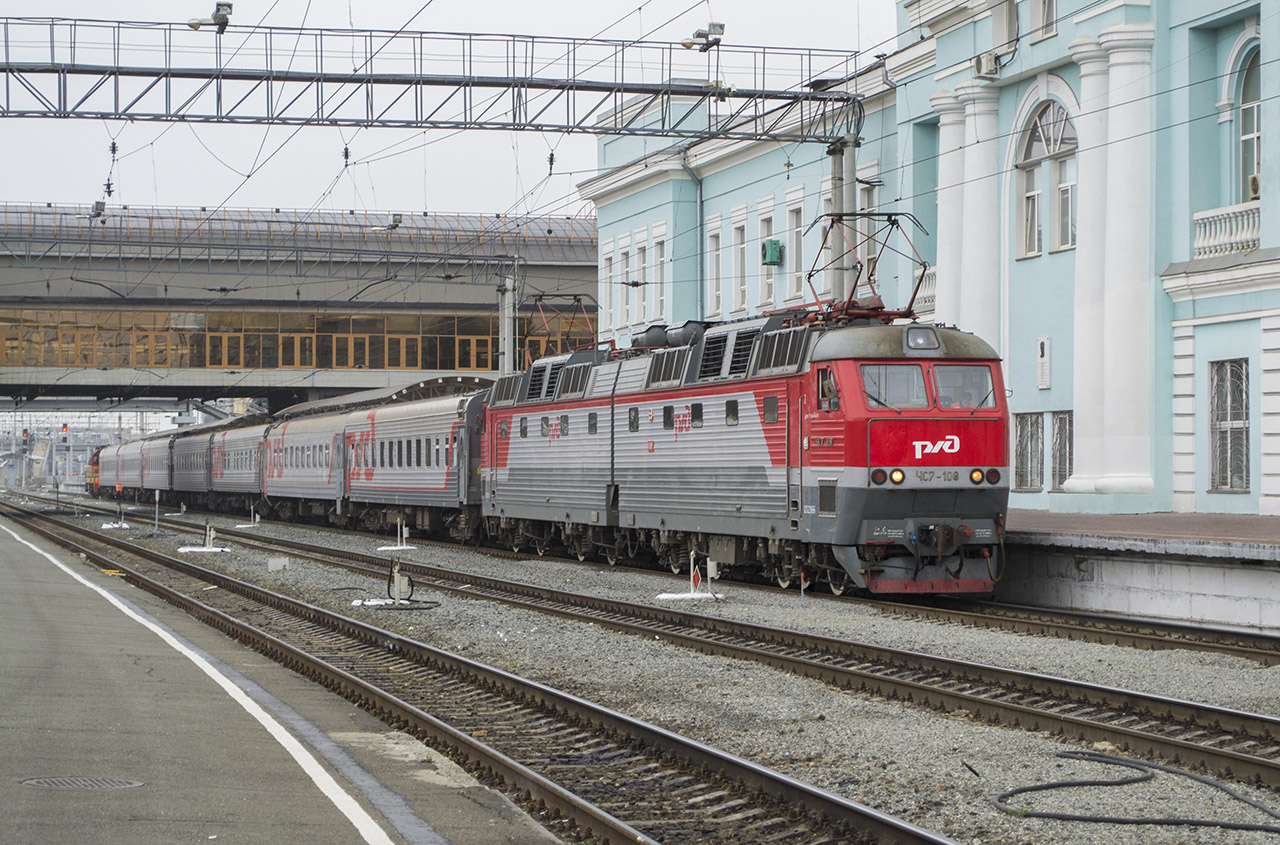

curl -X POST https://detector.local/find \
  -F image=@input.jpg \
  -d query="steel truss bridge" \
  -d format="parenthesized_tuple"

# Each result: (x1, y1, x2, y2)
(0, 17, 863, 143)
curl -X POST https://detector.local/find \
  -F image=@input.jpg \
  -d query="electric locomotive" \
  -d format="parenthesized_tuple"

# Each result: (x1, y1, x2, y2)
(483, 313, 1008, 594)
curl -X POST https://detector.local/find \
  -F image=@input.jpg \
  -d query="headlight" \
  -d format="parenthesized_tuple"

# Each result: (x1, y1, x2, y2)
(970, 468, 984, 485)
(889, 468, 905, 485)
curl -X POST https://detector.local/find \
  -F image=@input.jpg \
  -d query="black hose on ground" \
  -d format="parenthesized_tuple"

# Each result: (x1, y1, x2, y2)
(993, 750, 1280, 833)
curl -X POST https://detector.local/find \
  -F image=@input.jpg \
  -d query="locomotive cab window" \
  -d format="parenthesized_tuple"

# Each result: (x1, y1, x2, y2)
(817, 367, 840, 411)
(764, 396, 778, 424)
(500, 420, 509, 440)
(933, 365, 997, 409)
(860, 364, 929, 410)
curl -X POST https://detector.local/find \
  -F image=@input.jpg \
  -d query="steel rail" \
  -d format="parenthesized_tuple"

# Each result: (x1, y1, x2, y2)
(2, 501, 956, 845)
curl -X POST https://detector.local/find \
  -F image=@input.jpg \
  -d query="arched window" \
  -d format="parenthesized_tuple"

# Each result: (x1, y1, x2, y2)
(1239, 49, 1261, 202)
(1017, 101, 1078, 256)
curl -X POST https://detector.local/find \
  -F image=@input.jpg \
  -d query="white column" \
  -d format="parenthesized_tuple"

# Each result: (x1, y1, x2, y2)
(930, 92, 966, 325)
(1096, 24, 1156, 495)
(1062, 39, 1110, 493)
(954, 81, 1001, 344)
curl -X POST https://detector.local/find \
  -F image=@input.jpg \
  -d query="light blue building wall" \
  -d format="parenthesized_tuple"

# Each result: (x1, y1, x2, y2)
(582, 0, 1279, 516)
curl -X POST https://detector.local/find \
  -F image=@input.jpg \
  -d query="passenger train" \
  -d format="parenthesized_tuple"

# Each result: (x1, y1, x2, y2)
(92, 312, 1010, 595)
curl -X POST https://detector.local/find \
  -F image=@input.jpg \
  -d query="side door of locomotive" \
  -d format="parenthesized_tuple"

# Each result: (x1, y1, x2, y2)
(788, 377, 804, 530)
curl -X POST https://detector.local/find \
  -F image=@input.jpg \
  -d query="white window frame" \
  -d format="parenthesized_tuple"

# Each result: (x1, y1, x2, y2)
(787, 202, 804, 299)
(619, 248, 631, 328)
(733, 223, 747, 311)
(635, 243, 648, 324)
(1056, 157, 1076, 249)
(1017, 101, 1077, 259)
(856, 166, 879, 292)
(708, 230, 722, 317)
(653, 238, 666, 321)
(1032, 0, 1057, 40)
(758, 213, 775, 306)
(1239, 48, 1262, 203)
(599, 245, 614, 335)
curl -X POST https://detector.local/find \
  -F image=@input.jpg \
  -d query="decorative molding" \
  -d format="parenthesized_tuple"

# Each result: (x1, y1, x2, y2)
(1162, 250, 1280, 303)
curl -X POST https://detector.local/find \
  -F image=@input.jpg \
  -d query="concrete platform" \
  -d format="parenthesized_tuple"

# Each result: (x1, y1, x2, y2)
(0, 517, 561, 845)
(1007, 509, 1280, 562)
(1001, 510, 1280, 630)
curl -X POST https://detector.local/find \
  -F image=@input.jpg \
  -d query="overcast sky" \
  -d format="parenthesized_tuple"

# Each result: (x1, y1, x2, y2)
(2, 1, 898, 216)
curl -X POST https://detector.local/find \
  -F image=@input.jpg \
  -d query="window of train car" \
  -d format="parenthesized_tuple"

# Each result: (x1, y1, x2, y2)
(726, 399, 739, 426)
(628, 407, 640, 432)
(500, 420, 509, 440)
(860, 364, 929, 410)
(560, 414, 569, 436)
(692, 403, 704, 428)
(417, 439, 423, 467)
(589, 412, 598, 435)
(380, 441, 386, 468)
(397, 440, 404, 468)
(520, 418, 528, 438)
(663, 405, 674, 430)
(933, 365, 997, 409)
(541, 417, 550, 437)
(764, 396, 779, 424)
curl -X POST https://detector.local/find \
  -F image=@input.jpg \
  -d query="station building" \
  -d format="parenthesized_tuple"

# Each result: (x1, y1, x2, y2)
(0, 204, 597, 412)
(580, 0, 1278, 516)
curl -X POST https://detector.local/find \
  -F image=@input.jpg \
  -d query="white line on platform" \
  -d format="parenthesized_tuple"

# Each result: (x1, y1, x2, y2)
(0, 523, 396, 845)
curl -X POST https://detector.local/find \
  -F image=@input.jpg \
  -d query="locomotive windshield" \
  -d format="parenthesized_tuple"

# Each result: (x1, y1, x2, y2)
(860, 364, 929, 410)
(933, 365, 997, 409)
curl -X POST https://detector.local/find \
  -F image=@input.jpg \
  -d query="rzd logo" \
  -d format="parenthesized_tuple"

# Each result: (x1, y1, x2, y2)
(913, 434, 960, 459)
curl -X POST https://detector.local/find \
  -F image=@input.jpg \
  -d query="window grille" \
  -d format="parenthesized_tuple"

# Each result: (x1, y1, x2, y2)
(1210, 359, 1249, 491)
(698, 334, 728, 380)
(755, 326, 809, 374)
(1014, 413, 1043, 490)
(1051, 411, 1072, 491)
(555, 363, 592, 399)
(728, 329, 759, 376)
(647, 347, 690, 388)
(524, 365, 546, 401)
(544, 362, 566, 397)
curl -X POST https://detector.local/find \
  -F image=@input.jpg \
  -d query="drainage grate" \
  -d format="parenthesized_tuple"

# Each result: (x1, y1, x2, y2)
(23, 777, 144, 790)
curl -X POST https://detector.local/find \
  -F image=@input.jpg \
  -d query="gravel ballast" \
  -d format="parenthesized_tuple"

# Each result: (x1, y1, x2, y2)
(45, 504, 1280, 844)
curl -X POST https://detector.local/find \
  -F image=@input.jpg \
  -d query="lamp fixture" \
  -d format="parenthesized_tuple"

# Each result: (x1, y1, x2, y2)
(188, 3, 232, 34)
(681, 21, 724, 52)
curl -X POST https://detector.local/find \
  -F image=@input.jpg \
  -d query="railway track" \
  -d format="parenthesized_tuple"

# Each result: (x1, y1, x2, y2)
(1, 500, 953, 845)
(26, 491, 1280, 668)
(14, 495, 1280, 793)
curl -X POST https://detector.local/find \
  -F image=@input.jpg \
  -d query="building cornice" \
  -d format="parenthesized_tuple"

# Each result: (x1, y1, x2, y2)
(1162, 249, 1280, 303)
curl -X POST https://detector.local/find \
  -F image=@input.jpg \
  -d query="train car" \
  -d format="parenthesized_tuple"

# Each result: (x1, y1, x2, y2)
(116, 440, 144, 497)
(342, 394, 484, 533)
(97, 445, 120, 497)
(140, 436, 173, 495)
(483, 316, 1008, 594)
(210, 425, 270, 512)
(262, 413, 347, 520)
(172, 431, 214, 505)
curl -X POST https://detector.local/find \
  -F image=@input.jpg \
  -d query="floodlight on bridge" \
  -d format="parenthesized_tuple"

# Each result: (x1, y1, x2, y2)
(682, 22, 724, 52)
(188, 2, 232, 34)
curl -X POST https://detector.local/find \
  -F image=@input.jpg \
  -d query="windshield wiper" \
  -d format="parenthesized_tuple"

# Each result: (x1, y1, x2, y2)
(865, 391, 902, 415)
(970, 386, 995, 415)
